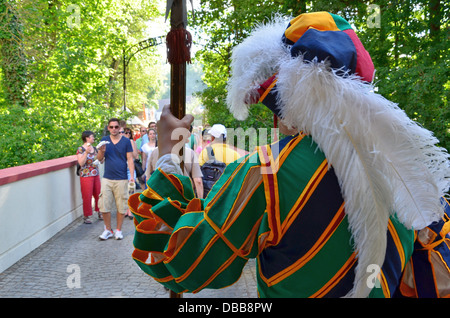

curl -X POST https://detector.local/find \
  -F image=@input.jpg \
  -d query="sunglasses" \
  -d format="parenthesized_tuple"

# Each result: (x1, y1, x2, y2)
(109, 125, 119, 129)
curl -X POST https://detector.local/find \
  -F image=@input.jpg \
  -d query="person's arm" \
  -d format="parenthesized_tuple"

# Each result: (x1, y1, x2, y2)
(126, 139, 135, 182)
(193, 177, 203, 199)
(129, 105, 265, 293)
(145, 149, 158, 181)
(190, 152, 204, 198)
(77, 147, 87, 166)
(96, 137, 107, 162)
(141, 151, 148, 171)
(97, 144, 106, 162)
(129, 152, 264, 293)
(141, 144, 148, 169)
(127, 151, 135, 183)
(131, 139, 139, 160)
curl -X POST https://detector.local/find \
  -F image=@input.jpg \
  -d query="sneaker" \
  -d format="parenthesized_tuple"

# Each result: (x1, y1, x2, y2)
(114, 230, 123, 240)
(99, 229, 113, 240)
(83, 216, 92, 224)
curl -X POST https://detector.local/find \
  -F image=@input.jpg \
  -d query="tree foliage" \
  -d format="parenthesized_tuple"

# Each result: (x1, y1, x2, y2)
(0, 0, 164, 169)
(192, 0, 449, 152)
(1, 0, 448, 168)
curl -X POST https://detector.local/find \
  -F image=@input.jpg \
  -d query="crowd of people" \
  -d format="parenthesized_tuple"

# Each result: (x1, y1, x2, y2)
(72, 11, 450, 299)
(76, 115, 241, 240)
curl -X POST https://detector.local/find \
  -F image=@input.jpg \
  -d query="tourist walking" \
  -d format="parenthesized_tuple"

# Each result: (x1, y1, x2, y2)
(76, 130, 101, 224)
(97, 118, 135, 240)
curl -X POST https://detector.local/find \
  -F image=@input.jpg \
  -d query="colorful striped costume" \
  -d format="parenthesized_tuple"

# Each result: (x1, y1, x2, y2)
(129, 133, 450, 297)
(129, 11, 450, 298)
(399, 197, 450, 297)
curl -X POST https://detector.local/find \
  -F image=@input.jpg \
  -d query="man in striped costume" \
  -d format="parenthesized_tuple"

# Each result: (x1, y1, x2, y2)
(129, 12, 450, 298)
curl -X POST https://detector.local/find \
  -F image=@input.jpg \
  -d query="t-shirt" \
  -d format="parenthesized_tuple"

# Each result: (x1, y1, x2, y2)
(136, 137, 143, 152)
(198, 143, 241, 166)
(141, 143, 156, 171)
(76, 146, 99, 177)
(140, 134, 148, 148)
(101, 135, 133, 180)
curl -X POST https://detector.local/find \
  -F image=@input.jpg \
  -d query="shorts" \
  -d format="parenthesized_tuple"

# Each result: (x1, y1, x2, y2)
(99, 178, 129, 214)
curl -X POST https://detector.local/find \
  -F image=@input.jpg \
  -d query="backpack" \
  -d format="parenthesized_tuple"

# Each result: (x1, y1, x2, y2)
(201, 146, 226, 198)
(76, 163, 81, 176)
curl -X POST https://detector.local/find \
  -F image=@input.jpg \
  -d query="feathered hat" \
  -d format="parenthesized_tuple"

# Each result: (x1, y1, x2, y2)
(226, 12, 450, 298)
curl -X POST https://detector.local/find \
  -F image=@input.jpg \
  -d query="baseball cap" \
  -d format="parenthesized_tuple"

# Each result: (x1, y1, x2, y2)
(208, 124, 227, 138)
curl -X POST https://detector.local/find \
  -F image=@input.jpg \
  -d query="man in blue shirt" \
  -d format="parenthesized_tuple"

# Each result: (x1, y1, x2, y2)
(97, 118, 135, 240)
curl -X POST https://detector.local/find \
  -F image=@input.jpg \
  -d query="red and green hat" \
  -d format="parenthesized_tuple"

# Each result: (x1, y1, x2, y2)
(282, 12, 374, 82)
(257, 12, 374, 117)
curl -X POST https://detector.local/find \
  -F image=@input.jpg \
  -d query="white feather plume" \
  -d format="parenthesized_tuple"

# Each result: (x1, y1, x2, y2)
(226, 15, 290, 120)
(275, 58, 450, 297)
(227, 17, 450, 298)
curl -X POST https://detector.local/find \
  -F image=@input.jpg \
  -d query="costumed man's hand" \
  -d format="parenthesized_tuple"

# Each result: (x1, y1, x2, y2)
(157, 104, 194, 159)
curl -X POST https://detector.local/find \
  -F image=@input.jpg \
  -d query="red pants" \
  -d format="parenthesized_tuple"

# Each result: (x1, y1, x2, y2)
(79, 175, 101, 217)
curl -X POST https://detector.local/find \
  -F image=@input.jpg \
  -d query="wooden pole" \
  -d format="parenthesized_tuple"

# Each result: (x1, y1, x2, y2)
(168, 0, 187, 299)
(170, 60, 186, 119)
(123, 48, 127, 111)
(169, 0, 186, 120)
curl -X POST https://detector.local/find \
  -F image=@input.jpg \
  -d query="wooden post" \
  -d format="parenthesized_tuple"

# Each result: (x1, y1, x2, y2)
(170, 290, 182, 299)
(123, 48, 127, 111)
(167, 0, 189, 299)
(168, 0, 187, 119)
(170, 62, 186, 119)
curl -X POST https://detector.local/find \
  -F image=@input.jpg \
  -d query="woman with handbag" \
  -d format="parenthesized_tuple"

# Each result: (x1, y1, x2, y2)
(76, 130, 101, 224)
(141, 128, 157, 182)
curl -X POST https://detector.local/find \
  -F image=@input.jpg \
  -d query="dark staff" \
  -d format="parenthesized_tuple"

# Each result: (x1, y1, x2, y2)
(165, 0, 193, 299)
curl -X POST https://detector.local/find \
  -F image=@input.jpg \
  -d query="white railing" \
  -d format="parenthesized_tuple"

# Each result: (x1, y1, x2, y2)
(0, 156, 83, 273)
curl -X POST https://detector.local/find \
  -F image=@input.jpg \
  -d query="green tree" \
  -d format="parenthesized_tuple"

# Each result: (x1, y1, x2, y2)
(192, 0, 290, 150)
(0, 0, 164, 169)
(348, 0, 450, 151)
(192, 0, 449, 152)
(0, 0, 29, 107)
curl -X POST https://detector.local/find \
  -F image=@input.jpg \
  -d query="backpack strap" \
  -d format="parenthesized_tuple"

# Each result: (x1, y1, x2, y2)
(206, 146, 215, 161)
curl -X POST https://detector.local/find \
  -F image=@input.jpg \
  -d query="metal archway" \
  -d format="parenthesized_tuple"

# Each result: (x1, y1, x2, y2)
(122, 36, 165, 111)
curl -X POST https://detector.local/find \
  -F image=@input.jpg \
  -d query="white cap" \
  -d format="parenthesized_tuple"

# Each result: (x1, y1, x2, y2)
(208, 124, 227, 138)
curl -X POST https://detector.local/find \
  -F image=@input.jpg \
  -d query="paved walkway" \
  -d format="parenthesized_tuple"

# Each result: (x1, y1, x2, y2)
(0, 211, 258, 298)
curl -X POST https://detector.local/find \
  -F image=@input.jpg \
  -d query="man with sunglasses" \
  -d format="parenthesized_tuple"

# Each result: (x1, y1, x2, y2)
(97, 118, 135, 240)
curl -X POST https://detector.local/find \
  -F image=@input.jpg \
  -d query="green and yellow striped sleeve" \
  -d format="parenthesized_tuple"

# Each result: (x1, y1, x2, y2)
(129, 152, 266, 294)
